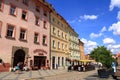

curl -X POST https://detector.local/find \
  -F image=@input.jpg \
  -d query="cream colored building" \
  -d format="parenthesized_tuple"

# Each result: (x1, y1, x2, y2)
(68, 27, 80, 64)
(50, 10, 69, 69)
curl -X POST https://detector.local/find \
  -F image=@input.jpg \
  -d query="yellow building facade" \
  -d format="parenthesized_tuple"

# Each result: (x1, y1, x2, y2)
(50, 10, 69, 69)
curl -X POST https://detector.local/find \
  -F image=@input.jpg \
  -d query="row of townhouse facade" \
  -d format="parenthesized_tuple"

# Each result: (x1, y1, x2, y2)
(0, 0, 83, 71)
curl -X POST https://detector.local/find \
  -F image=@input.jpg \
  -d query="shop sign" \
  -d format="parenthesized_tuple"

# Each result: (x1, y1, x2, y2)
(38, 53, 44, 55)
(33, 49, 47, 54)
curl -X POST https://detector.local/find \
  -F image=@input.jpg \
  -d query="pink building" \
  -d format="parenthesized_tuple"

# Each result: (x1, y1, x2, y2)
(0, 0, 50, 71)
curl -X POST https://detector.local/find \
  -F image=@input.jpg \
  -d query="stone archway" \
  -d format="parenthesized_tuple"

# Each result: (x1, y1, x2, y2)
(13, 49, 25, 67)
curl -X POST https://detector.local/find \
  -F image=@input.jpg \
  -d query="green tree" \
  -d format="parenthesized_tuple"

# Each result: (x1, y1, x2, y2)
(90, 46, 115, 69)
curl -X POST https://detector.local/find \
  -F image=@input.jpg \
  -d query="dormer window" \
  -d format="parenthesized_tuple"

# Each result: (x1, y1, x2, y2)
(43, 21, 47, 29)
(0, 0, 3, 11)
(35, 16, 40, 26)
(0, 0, 2, 8)
(23, 0, 28, 5)
(10, 5, 17, 16)
(43, 10, 47, 16)
(36, 6, 40, 12)
(22, 10, 28, 21)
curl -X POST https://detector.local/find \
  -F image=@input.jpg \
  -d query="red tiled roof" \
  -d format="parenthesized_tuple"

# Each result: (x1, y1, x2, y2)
(116, 53, 120, 57)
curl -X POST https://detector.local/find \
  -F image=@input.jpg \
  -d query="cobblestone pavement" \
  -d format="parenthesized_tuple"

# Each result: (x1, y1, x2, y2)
(0, 68, 119, 80)
(43, 70, 115, 80)
(0, 69, 67, 80)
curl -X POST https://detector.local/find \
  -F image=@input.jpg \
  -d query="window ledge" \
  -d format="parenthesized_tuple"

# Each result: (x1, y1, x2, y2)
(35, 24, 40, 26)
(52, 47, 56, 49)
(22, 18, 27, 21)
(10, 14, 17, 17)
(19, 39, 27, 42)
(43, 44, 47, 46)
(34, 42, 40, 45)
(5, 36, 15, 40)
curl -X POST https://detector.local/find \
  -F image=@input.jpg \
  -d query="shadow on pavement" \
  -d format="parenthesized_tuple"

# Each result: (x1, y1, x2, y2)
(84, 73, 111, 80)
(84, 73, 120, 80)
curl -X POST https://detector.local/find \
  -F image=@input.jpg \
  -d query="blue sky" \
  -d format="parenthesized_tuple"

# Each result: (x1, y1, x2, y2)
(46, 0, 120, 54)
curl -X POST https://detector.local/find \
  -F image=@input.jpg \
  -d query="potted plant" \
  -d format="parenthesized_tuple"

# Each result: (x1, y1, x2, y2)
(90, 46, 116, 78)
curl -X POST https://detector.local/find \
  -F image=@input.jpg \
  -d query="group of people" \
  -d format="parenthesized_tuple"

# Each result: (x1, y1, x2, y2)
(12, 62, 28, 72)
(67, 63, 86, 72)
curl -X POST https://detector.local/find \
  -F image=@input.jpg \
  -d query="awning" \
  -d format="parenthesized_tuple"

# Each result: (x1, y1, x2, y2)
(79, 60, 95, 62)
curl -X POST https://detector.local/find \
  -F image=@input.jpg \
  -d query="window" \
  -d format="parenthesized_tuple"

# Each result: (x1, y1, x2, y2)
(36, 6, 40, 12)
(35, 16, 39, 26)
(23, 0, 28, 5)
(61, 24, 63, 27)
(43, 35, 47, 46)
(34, 33, 39, 44)
(65, 34, 67, 40)
(62, 32, 64, 38)
(0, 0, 2, 8)
(0, 0, 3, 11)
(57, 21, 60, 25)
(65, 57, 67, 66)
(62, 43, 64, 50)
(65, 44, 68, 50)
(20, 29, 26, 40)
(52, 18, 55, 22)
(43, 10, 47, 16)
(10, 5, 17, 16)
(43, 21, 47, 29)
(52, 40, 56, 48)
(58, 30, 60, 37)
(53, 27, 56, 34)
(22, 10, 28, 20)
(62, 57, 64, 66)
(58, 42, 60, 49)
(58, 57, 60, 66)
(6, 24, 15, 38)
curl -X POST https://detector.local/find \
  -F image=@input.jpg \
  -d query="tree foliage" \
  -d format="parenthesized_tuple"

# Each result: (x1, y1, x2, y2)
(90, 46, 115, 68)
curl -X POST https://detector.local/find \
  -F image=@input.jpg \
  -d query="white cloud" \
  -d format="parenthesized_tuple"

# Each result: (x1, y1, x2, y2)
(109, 0, 120, 11)
(90, 33, 102, 39)
(87, 41, 97, 47)
(107, 44, 120, 54)
(68, 14, 98, 24)
(100, 26, 107, 32)
(90, 26, 106, 39)
(67, 18, 81, 24)
(81, 38, 87, 43)
(81, 38, 97, 54)
(103, 37, 116, 44)
(109, 21, 120, 36)
(112, 44, 120, 49)
(117, 11, 120, 20)
(67, 19, 76, 24)
(80, 15, 98, 20)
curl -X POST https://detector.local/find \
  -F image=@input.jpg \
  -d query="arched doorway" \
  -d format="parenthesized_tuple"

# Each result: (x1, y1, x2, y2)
(13, 49, 25, 67)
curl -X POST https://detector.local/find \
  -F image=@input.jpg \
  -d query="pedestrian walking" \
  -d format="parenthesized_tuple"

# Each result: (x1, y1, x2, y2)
(112, 62, 117, 72)
(56, 64, 58, 70)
